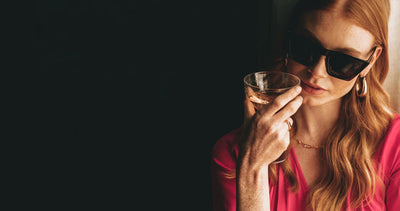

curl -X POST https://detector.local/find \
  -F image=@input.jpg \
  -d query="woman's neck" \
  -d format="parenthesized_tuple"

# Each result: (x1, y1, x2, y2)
(294, 99, 341, 146)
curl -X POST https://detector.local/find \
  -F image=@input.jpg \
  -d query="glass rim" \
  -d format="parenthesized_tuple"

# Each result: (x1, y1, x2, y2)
(243, 71, 301, 91)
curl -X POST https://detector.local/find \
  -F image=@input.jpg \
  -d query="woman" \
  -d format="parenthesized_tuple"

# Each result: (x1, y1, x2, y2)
(211, 0, 400, 210)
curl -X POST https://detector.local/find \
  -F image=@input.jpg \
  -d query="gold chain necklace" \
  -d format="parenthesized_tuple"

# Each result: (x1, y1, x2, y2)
(296, 139, 324, 149)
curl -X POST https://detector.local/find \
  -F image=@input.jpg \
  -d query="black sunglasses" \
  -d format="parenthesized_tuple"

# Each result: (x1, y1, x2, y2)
(285, 31, 376, 81)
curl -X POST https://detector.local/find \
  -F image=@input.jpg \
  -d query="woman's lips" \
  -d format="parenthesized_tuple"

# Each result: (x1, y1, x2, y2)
(301, 80, 327, 95)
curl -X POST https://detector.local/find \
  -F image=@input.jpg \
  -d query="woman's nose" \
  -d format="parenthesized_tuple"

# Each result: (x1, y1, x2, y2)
(308, 56, 330, 79)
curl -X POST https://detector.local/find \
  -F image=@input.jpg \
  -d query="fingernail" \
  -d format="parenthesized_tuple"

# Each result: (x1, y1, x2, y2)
(296, 86, 302, 93)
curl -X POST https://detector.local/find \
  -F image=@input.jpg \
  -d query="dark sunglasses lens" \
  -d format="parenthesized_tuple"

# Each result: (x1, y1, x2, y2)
(327, 53, 365, 80)
(289, 36, 319, 66)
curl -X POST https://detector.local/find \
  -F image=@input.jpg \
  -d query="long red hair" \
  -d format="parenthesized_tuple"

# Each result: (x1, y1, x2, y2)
(276, 0, 394, 210)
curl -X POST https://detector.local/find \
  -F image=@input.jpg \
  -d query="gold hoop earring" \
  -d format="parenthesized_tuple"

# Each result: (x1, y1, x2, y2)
(356, 76, 367, 98)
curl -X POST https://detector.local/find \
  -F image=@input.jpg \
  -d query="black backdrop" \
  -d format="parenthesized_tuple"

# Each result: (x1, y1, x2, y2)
(23, 0, 275, 209)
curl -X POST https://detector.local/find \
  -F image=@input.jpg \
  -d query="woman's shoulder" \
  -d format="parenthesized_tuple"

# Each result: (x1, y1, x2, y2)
(383, 113, 400, 141)
(375, 113, 400, 174)
(378, 113, 400, 149)
(211, 127, 242, 170)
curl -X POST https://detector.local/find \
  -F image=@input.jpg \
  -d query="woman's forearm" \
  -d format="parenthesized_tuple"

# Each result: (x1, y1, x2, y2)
(237, 159, 270, 211)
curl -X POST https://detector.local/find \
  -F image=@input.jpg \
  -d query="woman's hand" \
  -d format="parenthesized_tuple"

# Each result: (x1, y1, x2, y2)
(237, 85, 302, 211)
(240, 85, 303, 169)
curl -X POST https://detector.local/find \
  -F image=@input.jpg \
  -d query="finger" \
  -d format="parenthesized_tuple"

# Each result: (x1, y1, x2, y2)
(274, 95, 303, 122)
(280, 124, 291, 148)
(244, 96, 256, 124)
(257, 85, 302, 117)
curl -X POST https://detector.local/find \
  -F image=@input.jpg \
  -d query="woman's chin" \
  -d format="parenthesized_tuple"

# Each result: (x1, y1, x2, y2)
(301, 98, 321, 107)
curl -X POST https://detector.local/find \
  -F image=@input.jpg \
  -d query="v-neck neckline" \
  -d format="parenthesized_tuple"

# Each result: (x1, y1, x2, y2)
(289, 147, 310, 192)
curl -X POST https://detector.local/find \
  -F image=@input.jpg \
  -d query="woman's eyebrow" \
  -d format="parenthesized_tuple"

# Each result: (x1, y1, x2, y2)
(331, 47, 362, 56)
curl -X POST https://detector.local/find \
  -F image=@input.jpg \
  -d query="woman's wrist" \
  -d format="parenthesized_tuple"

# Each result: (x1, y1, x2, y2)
(238, 149, 271, 179)
(238, 164, 269, 187)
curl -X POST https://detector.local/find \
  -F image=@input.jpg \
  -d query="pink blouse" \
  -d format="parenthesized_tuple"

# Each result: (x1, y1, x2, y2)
(211, 114, 400, 211)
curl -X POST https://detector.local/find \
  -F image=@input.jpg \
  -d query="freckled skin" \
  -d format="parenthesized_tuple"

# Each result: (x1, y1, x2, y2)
(288, 10, 380, 107)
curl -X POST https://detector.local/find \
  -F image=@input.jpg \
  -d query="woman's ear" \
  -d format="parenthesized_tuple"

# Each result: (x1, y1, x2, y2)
(360, 46, 383, 77)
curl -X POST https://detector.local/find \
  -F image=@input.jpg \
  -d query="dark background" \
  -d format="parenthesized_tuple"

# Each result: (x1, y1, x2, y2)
(23, 0, 276, 209)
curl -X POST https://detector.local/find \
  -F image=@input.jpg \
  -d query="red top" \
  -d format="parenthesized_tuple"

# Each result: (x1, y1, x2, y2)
(211, 114, 400, 211)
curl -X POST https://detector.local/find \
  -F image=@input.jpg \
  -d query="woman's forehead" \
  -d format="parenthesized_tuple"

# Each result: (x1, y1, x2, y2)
(299, 10, 375, 57)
